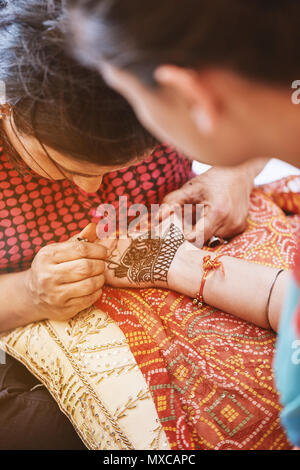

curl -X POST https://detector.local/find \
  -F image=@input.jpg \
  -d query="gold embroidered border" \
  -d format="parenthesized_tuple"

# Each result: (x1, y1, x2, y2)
(44, 320, 134, 449)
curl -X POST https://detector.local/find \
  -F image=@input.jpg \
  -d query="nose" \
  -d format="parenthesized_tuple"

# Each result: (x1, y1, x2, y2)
(73, 175, 103, 193)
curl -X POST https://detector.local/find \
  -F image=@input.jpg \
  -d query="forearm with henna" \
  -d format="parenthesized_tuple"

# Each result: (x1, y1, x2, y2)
(106, 223, 288, 332)
(106, 223, 185, 287)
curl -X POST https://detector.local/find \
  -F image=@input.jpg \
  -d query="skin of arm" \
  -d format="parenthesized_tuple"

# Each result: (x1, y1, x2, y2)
(167, 241, 289, 332)
(0, 270, 38, 331)
(104, 221, 288, 332)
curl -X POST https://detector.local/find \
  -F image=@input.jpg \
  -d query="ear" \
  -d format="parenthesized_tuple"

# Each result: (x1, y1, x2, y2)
(154, 65, 221, 135)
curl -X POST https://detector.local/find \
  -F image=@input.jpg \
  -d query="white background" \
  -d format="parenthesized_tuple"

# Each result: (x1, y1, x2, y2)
(192, 159, 300, 186)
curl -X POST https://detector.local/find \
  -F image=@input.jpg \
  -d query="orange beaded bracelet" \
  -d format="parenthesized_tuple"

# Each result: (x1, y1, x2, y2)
(193, 254, 225, 308)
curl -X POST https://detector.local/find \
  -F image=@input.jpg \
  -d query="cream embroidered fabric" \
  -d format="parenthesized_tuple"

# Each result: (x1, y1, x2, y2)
(0, 306, 169, 450)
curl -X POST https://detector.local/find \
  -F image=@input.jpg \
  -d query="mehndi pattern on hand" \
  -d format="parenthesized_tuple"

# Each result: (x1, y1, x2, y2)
(107, 223, 185, 285)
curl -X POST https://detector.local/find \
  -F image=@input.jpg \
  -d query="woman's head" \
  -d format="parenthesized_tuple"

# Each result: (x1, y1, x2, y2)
(0, 0, 157, 192)
(67, 0, 300, 167)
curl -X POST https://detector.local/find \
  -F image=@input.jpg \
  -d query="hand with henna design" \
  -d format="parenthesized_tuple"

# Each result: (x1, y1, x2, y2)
(86, 222, 289, 333)
(99, 223, 185, 289)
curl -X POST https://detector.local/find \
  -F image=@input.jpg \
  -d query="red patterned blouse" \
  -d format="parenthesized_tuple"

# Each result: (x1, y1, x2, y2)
(0, 144, 192, 274)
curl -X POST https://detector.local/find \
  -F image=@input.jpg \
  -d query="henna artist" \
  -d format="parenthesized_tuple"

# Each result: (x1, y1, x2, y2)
(0, 0, 192, 449)
(67, 0, 300, 447)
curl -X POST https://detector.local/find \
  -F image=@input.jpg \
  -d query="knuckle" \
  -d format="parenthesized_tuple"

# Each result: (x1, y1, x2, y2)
(79, 259, 94, 277)
(98, 274, 105, 287)
(46, 286, 66, 306)
(76, 241, 89, 257)
(48, 244, 60, 262)
(82, 277, 96, 293)
(98, 261, 105, 273)
(92, 288, 102, 301)
(55, 292, 67, 306)
(89, 286, 102, 299)
(97, 245, 107, 259)
(89, 277, 100, 291)
(75, 293, 98, 311)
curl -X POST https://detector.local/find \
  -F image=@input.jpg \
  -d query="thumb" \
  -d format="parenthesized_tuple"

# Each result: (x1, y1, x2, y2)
(203, 206, 218, 243)
(185, 205, 216, 244)
(69, 223, 98, 243)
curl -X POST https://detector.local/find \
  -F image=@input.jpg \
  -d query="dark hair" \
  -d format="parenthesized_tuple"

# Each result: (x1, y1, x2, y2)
(68, 0, 300, 87)
(0, 0, 157, 169)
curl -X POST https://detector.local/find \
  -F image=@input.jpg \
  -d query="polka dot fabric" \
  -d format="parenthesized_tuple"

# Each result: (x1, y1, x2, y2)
(0, 144, 192, 273)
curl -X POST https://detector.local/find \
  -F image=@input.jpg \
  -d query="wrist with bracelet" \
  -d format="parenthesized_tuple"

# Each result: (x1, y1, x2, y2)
(193, 254, 225, 308)
(265, 269, 284, 330)
(193, 254, 285, 331)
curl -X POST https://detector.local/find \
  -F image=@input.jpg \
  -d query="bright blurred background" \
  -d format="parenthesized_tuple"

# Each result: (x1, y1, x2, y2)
(192, 158, 300, 186)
